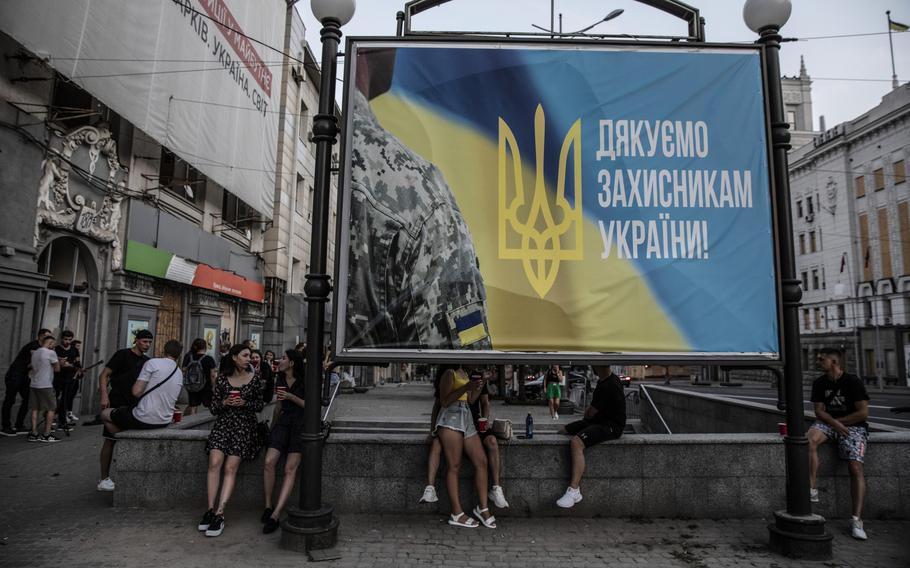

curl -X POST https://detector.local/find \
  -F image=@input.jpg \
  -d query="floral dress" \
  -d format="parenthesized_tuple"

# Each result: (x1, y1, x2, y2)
(205, 372, 265, 460)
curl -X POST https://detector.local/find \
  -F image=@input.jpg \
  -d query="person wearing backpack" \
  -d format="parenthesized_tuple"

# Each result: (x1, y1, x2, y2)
(182, 338, 217, 416)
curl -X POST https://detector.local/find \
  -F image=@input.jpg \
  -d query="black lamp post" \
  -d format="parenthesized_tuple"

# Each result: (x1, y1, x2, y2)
(743, 0, 832, 559)
(280, 0, 355, 553)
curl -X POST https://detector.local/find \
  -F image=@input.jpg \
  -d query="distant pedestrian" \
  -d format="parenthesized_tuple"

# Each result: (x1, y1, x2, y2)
(27, 335, 61, 443)
(198, 344, 264, 537)
(101, 340, 183, 435)
(808, 348, 870, 540)
(294, 342, 306, 355)
(556, 365, 626, 508)
(264, 350, 278, 373)
(1, 328, 51, 436)
(54, 330, 81, 426)
(436, 365, 496, 528)
(261, 349, 306, 534)
(96, 329, 152, 492)
(545, 365, 563, 421)
(182, 338, 217, 416)
(250, 349, 274, 404)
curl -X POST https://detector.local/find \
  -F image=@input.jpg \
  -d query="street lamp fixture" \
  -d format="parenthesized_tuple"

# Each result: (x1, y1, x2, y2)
(279, 0, 355, 553)
(742, 0, 833, 559)
(532, 8, 624, 36)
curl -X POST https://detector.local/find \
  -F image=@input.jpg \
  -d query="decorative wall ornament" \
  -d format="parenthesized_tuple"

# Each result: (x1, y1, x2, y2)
(34, 126, 128, 270)
(824, 176, 838, 215)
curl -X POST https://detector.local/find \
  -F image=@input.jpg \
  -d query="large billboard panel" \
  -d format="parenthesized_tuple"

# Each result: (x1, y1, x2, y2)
(0, 0, 282, 218)
(335, 39, 780, 362)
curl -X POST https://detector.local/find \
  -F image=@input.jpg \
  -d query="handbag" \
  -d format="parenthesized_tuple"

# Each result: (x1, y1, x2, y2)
(491, 418, 513, 441)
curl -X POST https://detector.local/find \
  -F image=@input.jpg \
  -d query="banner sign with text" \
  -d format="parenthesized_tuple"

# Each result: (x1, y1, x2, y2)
(0, 0, 282, 218)
(334, 40, 780, 362)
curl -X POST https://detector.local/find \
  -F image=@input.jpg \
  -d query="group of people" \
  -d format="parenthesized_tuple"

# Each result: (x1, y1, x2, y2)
(2, 328, 84, 440)
(86, 329, 316, 538)
(419, 364, 628, 528)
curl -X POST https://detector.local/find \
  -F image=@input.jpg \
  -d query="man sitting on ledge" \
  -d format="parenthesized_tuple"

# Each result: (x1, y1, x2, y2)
(556, 365, 626, 508)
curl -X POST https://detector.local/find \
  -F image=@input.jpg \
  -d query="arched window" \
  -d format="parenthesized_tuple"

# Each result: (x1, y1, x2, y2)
(37, 238, 92, 342)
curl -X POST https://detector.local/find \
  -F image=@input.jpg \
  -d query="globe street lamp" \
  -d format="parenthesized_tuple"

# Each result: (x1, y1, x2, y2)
(280, 0, 355, 553)
(743, 0, 832, 559)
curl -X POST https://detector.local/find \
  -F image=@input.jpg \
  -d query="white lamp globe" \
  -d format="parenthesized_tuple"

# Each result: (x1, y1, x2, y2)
(311, 0, 356, 26)
(743, 0, 792, 33)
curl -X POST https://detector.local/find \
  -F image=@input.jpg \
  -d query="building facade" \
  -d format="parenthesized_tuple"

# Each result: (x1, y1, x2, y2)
(0, 2, 310, 415)
(789, 84, 910, 385)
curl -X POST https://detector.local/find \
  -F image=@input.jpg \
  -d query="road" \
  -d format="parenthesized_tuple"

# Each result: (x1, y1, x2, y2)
(660, 382, 910, 429)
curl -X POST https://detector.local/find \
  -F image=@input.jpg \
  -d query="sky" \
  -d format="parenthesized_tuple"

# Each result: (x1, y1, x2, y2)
(296, 0, 910, 129)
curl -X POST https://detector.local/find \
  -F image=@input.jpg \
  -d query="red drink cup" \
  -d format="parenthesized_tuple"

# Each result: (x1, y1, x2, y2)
(478, 417, 488, 433)
(229, 389, 241, 400)
(777, 422, 787, 436)
(276, 386, 287, 398)
(172, 409, 183, 423)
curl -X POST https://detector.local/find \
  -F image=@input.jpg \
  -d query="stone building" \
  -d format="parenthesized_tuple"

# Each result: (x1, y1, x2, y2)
(789, 83, 910, 385)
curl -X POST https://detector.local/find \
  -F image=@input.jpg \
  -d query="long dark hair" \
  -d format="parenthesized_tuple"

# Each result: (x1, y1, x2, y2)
(191, 338, 207, 353)
(284, 349, 305, 383)
(219, 343, 250, 376)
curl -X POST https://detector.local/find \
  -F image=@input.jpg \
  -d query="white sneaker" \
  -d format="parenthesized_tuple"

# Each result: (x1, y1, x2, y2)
(97, 478, 115, 492)
(810, 488, 819, 503)
(556, 486, 582, 508)
(67, 412, 79, 422)
(851, 517, 867, 540)
(418, 485, 438, 503)
(554, 412, 559, 421)
(489, 485, 509, 508)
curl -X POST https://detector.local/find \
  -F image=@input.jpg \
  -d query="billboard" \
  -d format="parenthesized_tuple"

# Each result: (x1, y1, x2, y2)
(334, 39, 780, 363)
(0, 0, 283, 218)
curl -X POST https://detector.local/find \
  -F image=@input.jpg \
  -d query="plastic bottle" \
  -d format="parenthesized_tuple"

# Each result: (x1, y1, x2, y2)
(525, 412, 534, 439)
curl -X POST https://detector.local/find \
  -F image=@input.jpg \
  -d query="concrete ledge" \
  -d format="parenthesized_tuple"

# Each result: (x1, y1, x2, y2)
(113, 428, 910, 519)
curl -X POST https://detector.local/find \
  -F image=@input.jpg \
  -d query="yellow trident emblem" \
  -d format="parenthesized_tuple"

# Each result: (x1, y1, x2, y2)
(498, 104, 583, 298)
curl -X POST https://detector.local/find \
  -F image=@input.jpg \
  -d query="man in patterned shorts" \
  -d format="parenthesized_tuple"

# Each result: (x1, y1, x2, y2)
(808, 348, 870, 540)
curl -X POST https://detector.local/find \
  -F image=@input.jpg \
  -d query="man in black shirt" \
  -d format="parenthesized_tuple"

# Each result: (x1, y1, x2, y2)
(1, 328, 52, 436)
(808, 348, 870, 540)
(556, 365, 626, 508)
(54, 330, 82, 426)
(96, 329, 152, 492)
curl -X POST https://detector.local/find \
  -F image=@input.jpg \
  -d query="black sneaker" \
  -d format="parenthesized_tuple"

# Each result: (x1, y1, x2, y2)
(41, 434, 60, 443)
(26, 432, 40, 442)
(205, 514, 225, 537)
(0, 427, 16, 437)
(262, 516, 280, 534)
(197, 509, 216, 531)
(260, 507, 273, 524)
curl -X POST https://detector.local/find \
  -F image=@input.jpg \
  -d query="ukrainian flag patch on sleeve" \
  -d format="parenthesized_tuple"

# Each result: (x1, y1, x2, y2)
(449, 304, 488, 347)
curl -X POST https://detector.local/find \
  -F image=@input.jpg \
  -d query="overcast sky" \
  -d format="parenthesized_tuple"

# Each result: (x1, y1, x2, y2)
(296, 0, 910, 129)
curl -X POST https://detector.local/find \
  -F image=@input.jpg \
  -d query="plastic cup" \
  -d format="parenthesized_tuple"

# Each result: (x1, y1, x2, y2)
(229, 389, 241, 400)
(777, 422, 787, 436)
(276, 386, 287, 398)
(478, 417, 488, 433)
(173, 409, 182, 423)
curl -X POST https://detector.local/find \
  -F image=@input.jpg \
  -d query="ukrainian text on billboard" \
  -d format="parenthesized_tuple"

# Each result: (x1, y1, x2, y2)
(337, 41, 779, 360)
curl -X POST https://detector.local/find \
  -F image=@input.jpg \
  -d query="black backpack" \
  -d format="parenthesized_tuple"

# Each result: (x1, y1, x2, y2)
(184, 354, 207, 393)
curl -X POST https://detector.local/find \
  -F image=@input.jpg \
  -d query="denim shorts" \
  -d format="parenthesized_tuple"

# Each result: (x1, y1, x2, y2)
(435, 402, 477, 438)
(810, 421, 869, 463)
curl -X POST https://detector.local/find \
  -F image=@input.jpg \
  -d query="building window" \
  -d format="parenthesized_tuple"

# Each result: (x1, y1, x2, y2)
(799, 233, 806, 255)
(221, 191, 258, 229)
(299, 100, 309, 144)
(821, 267, 826, 289)
(802, 308, 811, 330)
(810, 231, 817, 253)
(796, 200, 803, 218)
(807, 196, 814, 215)
(801, 271, 809, 290)
(883, 298, 893, 323)
(786, 109, 797, 130)
(863, 300, 872, 324)
(159, 148, 205, 207)
(295, 174, 306, 216)
(814, 307, 822, 329)
(812, 269, 819, 290)
(874, 168, 885, 191)
(878, 207, 893, 278)
(895, 159, 906, 185)
(855, 175, 866, 198)
(837, 304, 845, 327)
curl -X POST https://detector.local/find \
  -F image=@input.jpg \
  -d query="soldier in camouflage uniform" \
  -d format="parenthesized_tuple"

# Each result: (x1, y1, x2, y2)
(346, 48, 490, 350)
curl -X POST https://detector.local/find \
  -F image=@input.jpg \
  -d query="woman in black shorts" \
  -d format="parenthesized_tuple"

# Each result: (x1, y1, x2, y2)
(197, 344, 264, 537)
(260, 349, 306, 533)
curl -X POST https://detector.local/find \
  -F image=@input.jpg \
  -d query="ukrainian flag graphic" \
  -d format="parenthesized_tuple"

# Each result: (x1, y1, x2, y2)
(351, 43, 779, 356)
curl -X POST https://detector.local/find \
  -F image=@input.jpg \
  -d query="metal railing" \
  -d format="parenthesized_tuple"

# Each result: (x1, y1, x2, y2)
(640, 385, 672, 434)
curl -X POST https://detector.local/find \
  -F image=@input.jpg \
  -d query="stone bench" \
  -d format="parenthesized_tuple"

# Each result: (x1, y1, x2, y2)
(113, 428, 910, 519)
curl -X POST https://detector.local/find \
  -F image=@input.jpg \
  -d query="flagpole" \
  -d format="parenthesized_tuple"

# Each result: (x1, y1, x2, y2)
(888, 10, 898, 89)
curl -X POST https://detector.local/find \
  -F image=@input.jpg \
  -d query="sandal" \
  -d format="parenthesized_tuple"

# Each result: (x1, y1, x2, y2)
(473, 506, 497, 529)
(448, 512, 478, 528)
